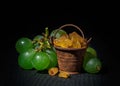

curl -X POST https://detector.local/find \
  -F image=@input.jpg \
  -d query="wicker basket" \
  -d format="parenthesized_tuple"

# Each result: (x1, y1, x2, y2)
(51, 24, 91, 74)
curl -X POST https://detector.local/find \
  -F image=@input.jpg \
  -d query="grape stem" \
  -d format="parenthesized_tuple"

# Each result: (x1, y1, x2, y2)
(44, 27, 51, 49)
(33, 27, 52, 52)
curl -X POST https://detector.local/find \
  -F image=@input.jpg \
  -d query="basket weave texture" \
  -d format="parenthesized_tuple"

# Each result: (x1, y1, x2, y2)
(52, 24, 91, 74)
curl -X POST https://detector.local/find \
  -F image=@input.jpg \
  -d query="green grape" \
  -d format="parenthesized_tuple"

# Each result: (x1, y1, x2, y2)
(33, 35, 44, 41)
(15, 37, 33, 53)
(33, 35, 46, 50)
(32, 51, 50, 71)
(83, 52, 96, 69)
(83, 52, 102, 73)
(86, 46, 97, 57)
(84, 57, 102, 73)
(18, 48, 36, 69)
(50, 29, 67, 39)
(44, 49, 58, 69)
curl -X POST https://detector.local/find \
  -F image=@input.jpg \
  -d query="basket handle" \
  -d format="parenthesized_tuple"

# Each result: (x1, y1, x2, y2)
(57, 24, 85, 39)
(50, 24, 92, 44)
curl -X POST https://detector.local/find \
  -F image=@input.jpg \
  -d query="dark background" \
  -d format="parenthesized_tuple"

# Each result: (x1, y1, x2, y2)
(1, 7, 119, 86)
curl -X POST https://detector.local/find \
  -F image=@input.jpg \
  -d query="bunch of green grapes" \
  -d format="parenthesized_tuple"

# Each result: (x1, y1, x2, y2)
(15, 27, 59, 71)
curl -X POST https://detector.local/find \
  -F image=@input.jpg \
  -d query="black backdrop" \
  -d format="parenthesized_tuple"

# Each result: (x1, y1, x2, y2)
(1, 8, 119, 86)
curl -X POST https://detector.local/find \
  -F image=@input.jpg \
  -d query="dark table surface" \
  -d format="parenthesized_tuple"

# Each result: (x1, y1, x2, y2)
(3, 67, 108, 86)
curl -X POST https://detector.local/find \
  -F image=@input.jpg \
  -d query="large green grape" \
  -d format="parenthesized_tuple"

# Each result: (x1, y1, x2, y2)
(32, 51, 50, 70)
(15, 37, 33, 53)
(84, 57, 102, 73)
(44, 49, 58, 69)
(83, 52, 102, 73)
(18, 48, 36, 69)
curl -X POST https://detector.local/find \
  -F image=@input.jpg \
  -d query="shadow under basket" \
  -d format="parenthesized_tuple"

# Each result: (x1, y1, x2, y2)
(51, 24, 92, 74)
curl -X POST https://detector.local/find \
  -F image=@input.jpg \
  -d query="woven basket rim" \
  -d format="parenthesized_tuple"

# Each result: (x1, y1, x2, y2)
(54, 45, 87, 51)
